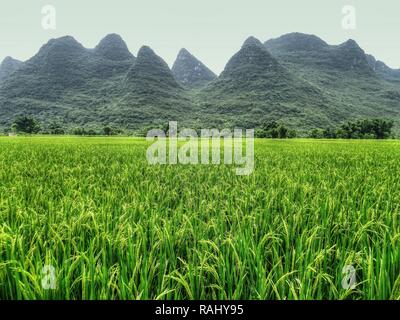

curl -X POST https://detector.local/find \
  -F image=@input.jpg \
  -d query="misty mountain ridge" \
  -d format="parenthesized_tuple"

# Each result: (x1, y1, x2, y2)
(265, 34, 374, 75)
(198, 36, 333, 129)
(0, 32, 399, 133)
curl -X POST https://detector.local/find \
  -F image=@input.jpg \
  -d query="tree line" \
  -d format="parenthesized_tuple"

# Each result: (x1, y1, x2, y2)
(9, 116, 123, 136)
(6, 115, 395, 139)
(307, 119, 394, 139)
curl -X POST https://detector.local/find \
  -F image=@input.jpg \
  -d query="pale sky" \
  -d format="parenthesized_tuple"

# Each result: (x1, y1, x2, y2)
(0, 0, 399, 74)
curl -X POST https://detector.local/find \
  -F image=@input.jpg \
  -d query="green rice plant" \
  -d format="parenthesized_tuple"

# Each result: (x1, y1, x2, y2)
(0, 137, 399, 300)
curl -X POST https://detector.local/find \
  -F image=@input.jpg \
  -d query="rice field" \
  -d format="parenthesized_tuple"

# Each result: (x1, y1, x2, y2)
(0, 136, 400, 300)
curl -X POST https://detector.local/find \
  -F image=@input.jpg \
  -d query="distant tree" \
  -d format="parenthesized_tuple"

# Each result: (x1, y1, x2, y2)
(87, 129, 97, 136)
(255, 121, 296, 139)
(72, 127, 86, 135)
(288, 130, 297, 138)
(335, 128, 347, 139)
(309, 129, 324, 139)
(339, 121, 361, 139)
(255, 129, 267, 138)
(259, 121, 292, 139)
(322, 128, 337, 139)
(103, 126, 113, 136)
(11, 116, 41, 134)
(370, 119, 393, 139)
(262, 121, 279, 132)
(49, 121, 65, 135)
(103, 126, 123, 136)
(270, 128, 279, 138)
(277, 125, 288, 139)
(337, 119, 393, 139)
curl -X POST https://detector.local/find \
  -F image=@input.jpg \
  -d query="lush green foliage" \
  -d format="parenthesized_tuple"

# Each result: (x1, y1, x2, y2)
(1, 33, 399, 133)
(47, 121, 65, 135)
(11, 115, 41, 134)
(172, 48, 216, 89)
(264, 33, 400, 133)
(308, 119, 394, 139)
(7, 113, 395, 140)
(256, 121, 296, 138)
(1, 137, 400, 300)
(337, 119, 394, 139)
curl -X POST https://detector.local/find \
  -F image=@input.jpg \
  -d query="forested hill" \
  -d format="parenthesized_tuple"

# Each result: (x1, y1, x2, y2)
(0, 32, 399, 133)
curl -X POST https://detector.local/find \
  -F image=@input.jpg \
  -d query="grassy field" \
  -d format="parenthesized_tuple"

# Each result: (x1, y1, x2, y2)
(0, 136, 400, 300)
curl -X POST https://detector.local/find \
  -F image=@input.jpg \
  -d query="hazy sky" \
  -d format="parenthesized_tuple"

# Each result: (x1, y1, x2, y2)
(0, 0, 399, 74)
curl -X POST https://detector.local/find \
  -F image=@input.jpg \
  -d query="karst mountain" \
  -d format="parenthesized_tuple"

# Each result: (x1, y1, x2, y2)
(0, 32, 399, 132)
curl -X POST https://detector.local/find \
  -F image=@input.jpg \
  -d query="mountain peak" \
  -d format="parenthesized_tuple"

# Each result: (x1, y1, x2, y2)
(338, 39, 365, 54)
(137, 45, 156, 57)
(125, 46, 180, 93)
(5, 35, 92, 94)
(35, 36, 86, 59)
(135, 45, 169, 65)
(95, 34, 134, 61)
(242, 36, 263, 48)
(0, 56, 22, 82)
(101, 33, 123, 42)
(36, 35, 86, 56)
(337, 39, 365, 57)
(341, 39, 359, 48)
(177, 48, 191, 56)
(202, 35, 324, 127)
(2, 56, 21, 64)
(217, 35, 289, 89)
(48, 36, 83, 48)
(265, 32, 328, 52)
(172, 48, 216, 88)
(333, 39, 372, 72)
(221, 36, 280, 78)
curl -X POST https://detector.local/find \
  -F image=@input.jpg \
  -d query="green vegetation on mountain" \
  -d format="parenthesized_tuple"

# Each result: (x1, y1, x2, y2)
(366, 54, 400, 84)
(0, 33, 399, 133)
(197, 36, 333, 130)
(112, 45, 194, 129)
(264, 33, 400, 132)
(172, 48, 216, 88)
(0, 57, 22, 83)
(94, 33, 135, 61)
